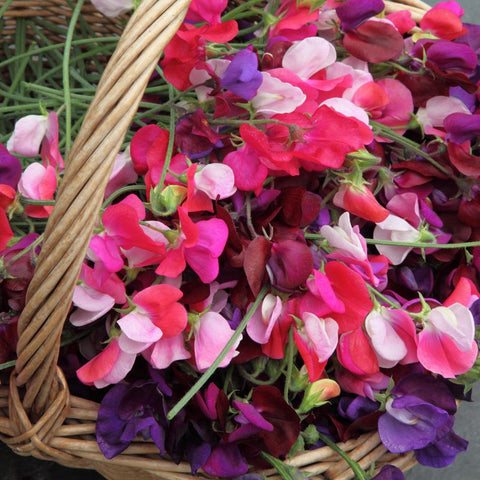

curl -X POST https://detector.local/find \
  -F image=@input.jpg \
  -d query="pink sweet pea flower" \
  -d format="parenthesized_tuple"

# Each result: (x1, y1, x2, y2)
(0, 184, 15, 250)
(104, 151, 138, 199)
(194, 163, 237, 200)
(417, 303, 478, 378)
(282, 37, 337, 80)
(76, 337, 136, 388)
(337, 326, 379, 376)
(294, 312, 339, 382)
(7, 112, 64, 169)
(247, 294, 283, 345)
(193, 311, 242, 372)
(117, 284, 188, 354)
(251, 72, 307, 116)
(420, 2, 467, 40)
(186, 0, 227, 24)
(364, 307, 418, 368)
(91, 0, 133, 17)
(373, 214, 421, 265)
(18, 162, 57, 218)
(142, 333, 191, 370)
(7, 115, 48, 157)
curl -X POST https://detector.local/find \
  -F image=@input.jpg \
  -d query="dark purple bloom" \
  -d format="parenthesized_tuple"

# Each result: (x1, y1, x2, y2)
(0, 144, 22, 189)
(96, 378, 170, 459)
(338, 396, 379, 422)
(378, 374, 466, 468)
(444, 113, 480, 144)
(336, 0, 385, 32)
(175, 109, 223, 159)
(396, 265, 434, 296)
(424, 40, 477, 75)
(470, 298, 480, 326)
(221, 47, 262, 100)
(372, 465, 405, 480)
(202, 443, 249, 477)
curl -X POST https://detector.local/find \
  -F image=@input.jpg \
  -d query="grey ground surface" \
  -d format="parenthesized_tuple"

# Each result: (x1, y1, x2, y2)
(1, 0, 479, 479)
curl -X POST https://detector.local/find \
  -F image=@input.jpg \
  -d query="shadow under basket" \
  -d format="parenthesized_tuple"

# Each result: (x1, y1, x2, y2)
(0, 0, 432, 479)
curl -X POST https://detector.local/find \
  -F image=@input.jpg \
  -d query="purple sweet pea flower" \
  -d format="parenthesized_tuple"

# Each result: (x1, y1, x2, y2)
(444, 113, 480, 144)
(372, 465, 405, 480)
(0, 144, 22, 189)
(336, 0, 385, 32)
(202, 443, 249, 477)
(378, 374, 467, 468)
(221, 47, 263, 100)
(425, 40, 478, 75)
(338, 396, 379, 422)
(96, 377, 171, 459)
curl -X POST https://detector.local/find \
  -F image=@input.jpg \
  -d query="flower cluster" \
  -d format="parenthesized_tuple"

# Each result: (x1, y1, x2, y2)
(2, 0, 480, 478)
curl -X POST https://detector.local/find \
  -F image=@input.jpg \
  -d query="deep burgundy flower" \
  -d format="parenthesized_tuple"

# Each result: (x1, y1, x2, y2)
(221, 47, 263, 100)
(336, 0, 385, 32)
(96, 375, 171, 459)
(175, 109, 223, 159)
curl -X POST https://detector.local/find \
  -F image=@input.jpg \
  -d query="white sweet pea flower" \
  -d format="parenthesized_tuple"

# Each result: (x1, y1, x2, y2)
(91, 0, 134, 17)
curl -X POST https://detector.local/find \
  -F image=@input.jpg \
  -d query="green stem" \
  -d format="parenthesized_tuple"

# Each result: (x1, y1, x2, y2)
(0, 360, 16, 371)
(0, 0, 15, 17)
(317, 433, 367, 480)
(371, 121, 451, 177)
(167, 285, 270, 420)
(102, 184, 147, 209)
(367, 284, 401, 310)
(63, 0, 85, 157)
(4, 234, 43, 269)
(221, 0, 265, 21)
(157, 85, 177, 192)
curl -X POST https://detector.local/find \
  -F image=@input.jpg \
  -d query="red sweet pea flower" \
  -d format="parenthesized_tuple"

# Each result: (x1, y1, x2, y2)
(420, 6, 467, 40)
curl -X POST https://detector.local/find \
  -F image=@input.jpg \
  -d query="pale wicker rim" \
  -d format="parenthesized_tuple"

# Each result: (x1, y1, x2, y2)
(0, 1, 431, 479)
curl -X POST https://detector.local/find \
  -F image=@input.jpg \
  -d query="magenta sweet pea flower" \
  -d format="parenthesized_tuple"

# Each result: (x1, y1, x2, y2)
(0, 144, 22, 189)
(336, 0, 385, 32)
(444, 112, 480, 144)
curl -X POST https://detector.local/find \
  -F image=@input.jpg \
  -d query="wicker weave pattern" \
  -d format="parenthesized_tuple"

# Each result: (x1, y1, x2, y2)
(0, 0, 431, 479)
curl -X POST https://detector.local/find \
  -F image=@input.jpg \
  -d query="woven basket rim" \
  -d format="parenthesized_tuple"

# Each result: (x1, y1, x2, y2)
(0, 0, 432, 479)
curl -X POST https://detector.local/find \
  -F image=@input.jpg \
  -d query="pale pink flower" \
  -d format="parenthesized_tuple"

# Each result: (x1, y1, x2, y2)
(190, 59, 230, 102)
(416, 96, 471, 137)
(91, 0, 133, 17)
(142, 334, 191, 369)
(70, 285, 115, 327)
(194, 163, 237, 200)
(104, 150, 138, 199)
(7, 115, 48, 157)
(418, 303, 478, 378)
(320, 212, 367, 261)
(251, 72, 306, 115)
(193, 311, 242, 372)
(246, 294, 283, 344)
(365, 307, 417, 368)
(373, 214, 421, 265)
(282, 37, 337, 80)
(320, 97, 371, 127)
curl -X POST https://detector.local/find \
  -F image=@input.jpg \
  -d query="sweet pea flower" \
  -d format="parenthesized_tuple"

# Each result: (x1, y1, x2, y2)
(91, 0, 133, 17)
(194, 163, 237, 200)
(0, 144, 22, 189)
(251, 72, 306, 116)
(378, 373, 467, 468)
(142, 333, 191, 370)
(17, 162, 57, 218)
(246, 294, 283, 345)
(336, 0, 385, 32)
(282, 37, 337, 80)
(417, 303, 478, 378)
(76, 337, 137, 388)
(7, 115, 48, 157)
(365, 307, 418, 368)
(293, 312, 339, 382)
(117, 284, 188, 355)
(373, 214, 421, 265)
(192, 311, 242, 372)
(420, 2, 467, 40)
(104, 150, 138, 199)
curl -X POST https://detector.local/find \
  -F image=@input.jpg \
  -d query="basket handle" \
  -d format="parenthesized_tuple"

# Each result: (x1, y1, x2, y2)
(12, 0, 192, 421)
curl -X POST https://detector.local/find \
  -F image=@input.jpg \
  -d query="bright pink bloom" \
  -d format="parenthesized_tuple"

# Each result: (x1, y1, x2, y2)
(193, 311, 242, 371)
(40, 111, 64, 169)
(386, 10, 416, 34)
(186, 0, 227, 25)
(420, 3, 467, 40)
(337, 368, 391, 400)
(18, 162, 56, 218)
(337, 326, 379, 376)
(118, 284, 188, 354)
(443, 276, 480, 308)
(183, 163, 214, 212)
(417, 303, 478, 378)
(294, 312, 339, 382)
(364, 307, 418, 368)
(333, 182, 389, 223)
(76, 337, 136, 388)
(268, 0, 319, 41)
(0, 184, 15, 250)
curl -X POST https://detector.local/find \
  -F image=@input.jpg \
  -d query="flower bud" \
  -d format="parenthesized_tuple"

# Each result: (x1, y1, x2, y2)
(298, 378, 340, 413)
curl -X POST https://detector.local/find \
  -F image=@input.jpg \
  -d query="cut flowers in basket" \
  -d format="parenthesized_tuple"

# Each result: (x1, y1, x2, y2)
(2, 0, 480, 478)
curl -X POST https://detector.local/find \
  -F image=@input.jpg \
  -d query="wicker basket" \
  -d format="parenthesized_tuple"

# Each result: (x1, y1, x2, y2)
(0, 0, 433, 479)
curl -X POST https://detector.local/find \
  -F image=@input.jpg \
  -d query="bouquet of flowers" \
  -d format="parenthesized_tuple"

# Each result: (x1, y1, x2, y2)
(2, 0, 480, 479)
